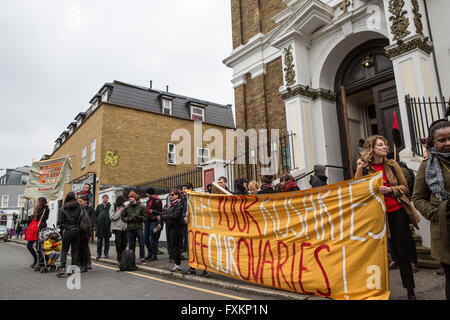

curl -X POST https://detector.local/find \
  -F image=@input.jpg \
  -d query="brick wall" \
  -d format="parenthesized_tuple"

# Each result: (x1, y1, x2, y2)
(234, 58, 287, 134)
(231, 0, 286, 48)
(50, 104, 231, 201)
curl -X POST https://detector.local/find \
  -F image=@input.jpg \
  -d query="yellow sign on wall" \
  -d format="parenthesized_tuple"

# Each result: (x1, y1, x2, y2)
(104, 151, 119, 167)
(187, 172, 390, 300)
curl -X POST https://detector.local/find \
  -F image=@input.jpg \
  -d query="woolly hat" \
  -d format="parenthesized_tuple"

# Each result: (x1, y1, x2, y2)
(128, 191, 139, 200)
(146, 187, 155, 195)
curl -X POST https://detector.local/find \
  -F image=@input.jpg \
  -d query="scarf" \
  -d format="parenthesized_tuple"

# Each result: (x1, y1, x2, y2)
(169, 197, 181, 208)
(425, 147, 450, 201)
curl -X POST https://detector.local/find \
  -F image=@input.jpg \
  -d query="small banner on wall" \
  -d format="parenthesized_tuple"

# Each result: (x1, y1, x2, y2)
(24, 157, 72, 201)
(187, 172, 389, 300)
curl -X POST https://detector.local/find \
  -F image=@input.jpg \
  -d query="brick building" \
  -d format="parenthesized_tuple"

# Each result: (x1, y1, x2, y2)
(48, 80, 235, 205)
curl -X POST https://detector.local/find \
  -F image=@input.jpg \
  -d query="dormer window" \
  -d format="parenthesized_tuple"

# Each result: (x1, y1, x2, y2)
(101, 89, 109, 102)
(191, 106, 205, 121)
(162, 99, 172, 115)
(92, 99, 99, 110)
(69, 127, 74, 135)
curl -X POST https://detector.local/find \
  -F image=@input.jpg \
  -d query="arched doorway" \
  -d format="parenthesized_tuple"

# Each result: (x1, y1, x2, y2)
(334, 39, 404, 179)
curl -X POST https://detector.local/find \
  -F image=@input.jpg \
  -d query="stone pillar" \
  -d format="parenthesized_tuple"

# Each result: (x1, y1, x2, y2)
(383, 0, 440, 158)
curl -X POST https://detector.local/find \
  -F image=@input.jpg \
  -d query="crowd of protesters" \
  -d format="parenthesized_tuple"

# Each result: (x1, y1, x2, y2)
(18, 121, 450, 300)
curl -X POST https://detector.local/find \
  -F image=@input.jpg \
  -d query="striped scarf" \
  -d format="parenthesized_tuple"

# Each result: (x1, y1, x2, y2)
(425, 148, 450, 201)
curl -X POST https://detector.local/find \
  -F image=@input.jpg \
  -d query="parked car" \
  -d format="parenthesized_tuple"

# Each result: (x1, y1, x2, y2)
(0, 225, 10, 242)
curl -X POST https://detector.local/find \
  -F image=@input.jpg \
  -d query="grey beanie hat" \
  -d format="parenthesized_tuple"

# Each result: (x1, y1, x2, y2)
(314, 165, 326, 177)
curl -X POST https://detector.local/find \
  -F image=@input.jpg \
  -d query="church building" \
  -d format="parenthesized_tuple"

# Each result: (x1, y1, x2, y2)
(224, 0, 449, 189)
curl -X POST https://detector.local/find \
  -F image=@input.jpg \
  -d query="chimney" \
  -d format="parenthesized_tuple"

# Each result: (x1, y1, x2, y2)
(166, 85, 169, 92)
(149, 81, 152, 89)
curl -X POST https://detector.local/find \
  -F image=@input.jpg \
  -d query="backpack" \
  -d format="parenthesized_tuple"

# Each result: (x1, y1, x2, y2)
(78, 206, 92, 234)
(119, 249, 137, 271)
(399, 162, 416, 198)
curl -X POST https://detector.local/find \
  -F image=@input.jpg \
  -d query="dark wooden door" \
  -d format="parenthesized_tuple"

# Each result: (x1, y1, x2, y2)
(372, 80, 404, 152)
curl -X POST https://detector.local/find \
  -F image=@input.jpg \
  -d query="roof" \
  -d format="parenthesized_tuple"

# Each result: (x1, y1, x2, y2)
(103, 81, 235, 129)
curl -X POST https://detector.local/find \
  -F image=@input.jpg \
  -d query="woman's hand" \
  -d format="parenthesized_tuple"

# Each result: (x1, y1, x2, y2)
(379, 186, 392, 195)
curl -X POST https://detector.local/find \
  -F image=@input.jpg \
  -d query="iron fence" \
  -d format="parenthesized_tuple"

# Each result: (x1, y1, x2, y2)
(405, 95, 449, 157)
(223, 132, 296, 190)
(130, 167, 203, 197)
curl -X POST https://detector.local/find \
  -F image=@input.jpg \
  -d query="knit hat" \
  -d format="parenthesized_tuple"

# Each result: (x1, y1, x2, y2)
(128, 191, 139, 200)
(146, 187, 155, 195)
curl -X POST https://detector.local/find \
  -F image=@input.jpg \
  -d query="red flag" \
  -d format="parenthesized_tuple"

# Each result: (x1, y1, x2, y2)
(392, 111, 402, 147)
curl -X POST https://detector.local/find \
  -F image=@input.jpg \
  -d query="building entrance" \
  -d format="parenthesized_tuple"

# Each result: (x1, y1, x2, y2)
(334, 39, 404, 179)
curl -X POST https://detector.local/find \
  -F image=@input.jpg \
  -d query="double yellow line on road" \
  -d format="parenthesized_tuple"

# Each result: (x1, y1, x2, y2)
(92, 263, 249, 300)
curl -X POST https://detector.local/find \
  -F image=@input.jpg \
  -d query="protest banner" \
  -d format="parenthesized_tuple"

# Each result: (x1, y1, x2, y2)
(187, 172, 390, 300)
(24, 157, 72, 201)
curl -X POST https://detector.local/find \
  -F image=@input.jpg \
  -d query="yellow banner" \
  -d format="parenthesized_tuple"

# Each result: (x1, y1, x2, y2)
(187, 173, 390, 300)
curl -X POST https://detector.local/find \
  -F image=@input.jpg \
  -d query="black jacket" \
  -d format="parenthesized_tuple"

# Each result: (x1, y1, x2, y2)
(145, 196, 163, 222)
(257, 184, 276, 194)
(58, 200, 81, 232)
(160, 200, 184, 228)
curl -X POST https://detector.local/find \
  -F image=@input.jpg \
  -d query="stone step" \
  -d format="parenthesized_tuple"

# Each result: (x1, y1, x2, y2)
(417, 258, 441, 269)
(416, 246, 434, 261)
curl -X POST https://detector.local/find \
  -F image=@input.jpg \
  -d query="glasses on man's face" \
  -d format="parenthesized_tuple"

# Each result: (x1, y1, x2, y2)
(170, 194, 176, 196)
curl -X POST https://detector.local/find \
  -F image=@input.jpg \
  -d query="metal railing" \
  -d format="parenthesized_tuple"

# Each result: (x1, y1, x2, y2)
(223, 132, 296, 190)
(132, 167, 203, 196)
(405, 95, 449, 157)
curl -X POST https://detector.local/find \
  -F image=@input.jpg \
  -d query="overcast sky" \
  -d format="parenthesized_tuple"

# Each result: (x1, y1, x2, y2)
(0, 0, 234, 172)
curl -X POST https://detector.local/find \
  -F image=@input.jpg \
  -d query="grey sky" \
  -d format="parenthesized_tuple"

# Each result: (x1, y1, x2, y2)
(0, 0, 234, 171)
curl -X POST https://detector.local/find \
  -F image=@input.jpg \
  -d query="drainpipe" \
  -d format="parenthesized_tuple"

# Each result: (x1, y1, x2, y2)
(423, 0, 444, 99)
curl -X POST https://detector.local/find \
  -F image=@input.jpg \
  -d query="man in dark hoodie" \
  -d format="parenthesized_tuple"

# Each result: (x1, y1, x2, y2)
(257, 175, 276, 194)
(309, 165, 328, 188)
(233, 178, 249, 195)
(57, 192, 81, 277)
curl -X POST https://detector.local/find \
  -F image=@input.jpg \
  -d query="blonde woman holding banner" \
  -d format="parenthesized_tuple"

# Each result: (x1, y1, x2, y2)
(355, 135, 419, 300)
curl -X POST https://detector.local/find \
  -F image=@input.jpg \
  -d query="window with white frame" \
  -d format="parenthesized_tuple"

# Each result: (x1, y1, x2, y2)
(197, 147, 210, 165)
(167, 143, 176, 165)
(77, 118, 82, 127)
(92, 99, 99, 110)
(69, 127, 73, 135)
(81, 146, 87, 169)
(18, 195, 25, 207)
(101, 90, 108, 102)
(191, 106, 205, 121)
(1, 195, 9, 208)
(21, 175, 28, 185)
(162, 99, 172, 115)
(90, 139, 96, 163)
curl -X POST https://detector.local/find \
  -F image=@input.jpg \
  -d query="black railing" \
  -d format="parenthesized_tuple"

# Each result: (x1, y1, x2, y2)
(405, 95, 449, 157)
(130, 167, 203, 197)
(223, 132, 296, 190)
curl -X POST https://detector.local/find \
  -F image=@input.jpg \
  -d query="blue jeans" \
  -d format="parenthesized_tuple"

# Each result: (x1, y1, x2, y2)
(96, 236, 110, 258)
(144, 222, 152, 257)
(149, 221, 159, 258)
(127, 229, 145, 260)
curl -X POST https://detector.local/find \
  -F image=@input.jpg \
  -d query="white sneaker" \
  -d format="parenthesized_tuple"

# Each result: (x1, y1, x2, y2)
(171, 264, 182, 273)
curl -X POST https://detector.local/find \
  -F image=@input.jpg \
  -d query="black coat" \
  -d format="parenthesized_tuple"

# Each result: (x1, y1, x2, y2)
(96, 203, 111, 237)
(257, 184, 276, 194)
(161, 200, 184, 228)
(58, 200, 81, 232)
(145, 196, 163, 222)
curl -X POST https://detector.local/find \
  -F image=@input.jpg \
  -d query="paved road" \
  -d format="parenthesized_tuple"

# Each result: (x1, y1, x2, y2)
(1, 240, 447, 300)
(0, 241, 275, 301)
